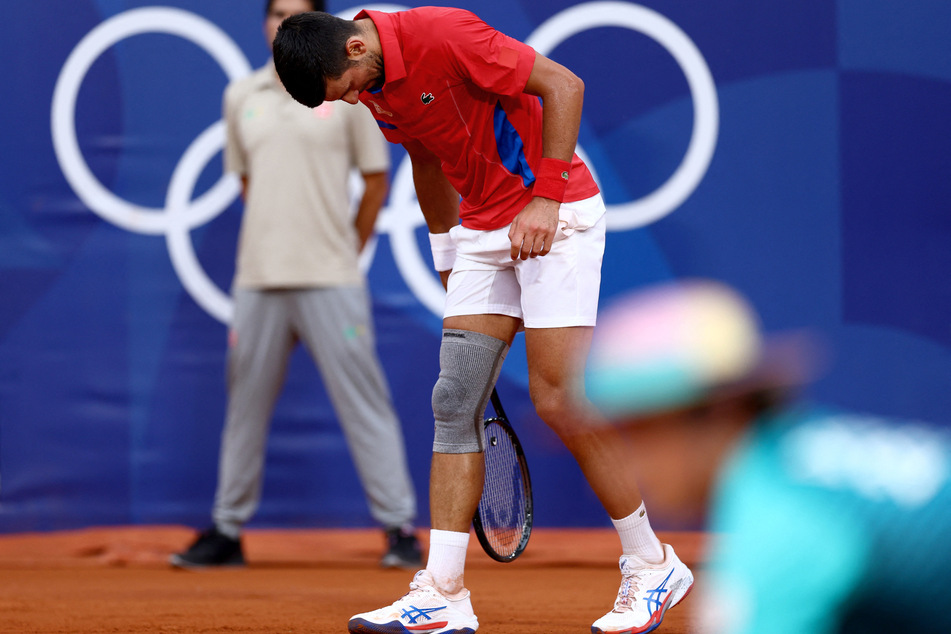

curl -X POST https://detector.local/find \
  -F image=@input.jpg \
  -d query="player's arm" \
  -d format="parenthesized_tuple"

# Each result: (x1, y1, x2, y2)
(524, 53, 584, 166)
(508, 53, 584, 261)
(353, 171, 388, 253)
(403, 139, 459, 288)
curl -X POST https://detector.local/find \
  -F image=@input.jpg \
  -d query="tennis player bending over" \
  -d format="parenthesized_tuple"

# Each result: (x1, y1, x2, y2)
(274, 8, 692, 633)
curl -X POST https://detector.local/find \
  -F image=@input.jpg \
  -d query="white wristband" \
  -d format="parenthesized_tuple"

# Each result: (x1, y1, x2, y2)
(428, 231, 456, 272)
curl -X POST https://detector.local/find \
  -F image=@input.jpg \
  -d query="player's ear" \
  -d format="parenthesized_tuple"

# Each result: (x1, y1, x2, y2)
(345, 36, 367, 60)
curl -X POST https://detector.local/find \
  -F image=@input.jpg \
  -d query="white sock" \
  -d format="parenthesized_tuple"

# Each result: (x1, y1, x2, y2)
(612, 502, 665, 564)
(426, 529, 470, 596)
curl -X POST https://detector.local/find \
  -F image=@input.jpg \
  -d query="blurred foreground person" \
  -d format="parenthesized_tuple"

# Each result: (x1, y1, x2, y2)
(583, 280, 951, 634)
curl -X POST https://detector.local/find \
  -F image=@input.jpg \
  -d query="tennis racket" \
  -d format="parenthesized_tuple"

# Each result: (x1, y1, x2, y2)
(472, 388, 533, 562)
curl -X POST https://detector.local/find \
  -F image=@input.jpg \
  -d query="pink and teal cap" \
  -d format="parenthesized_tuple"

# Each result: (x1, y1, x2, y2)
(584, 280, 772, 418)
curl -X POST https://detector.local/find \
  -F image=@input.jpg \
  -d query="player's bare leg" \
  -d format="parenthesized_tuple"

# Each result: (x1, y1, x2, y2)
(525, 326, 695, 632)
(524, 326, 644, 518)
(430, 313, 520, 533)
(428, 452, 484, 533)
(422, 313, 516, 601)
(348, 314, 516, 634)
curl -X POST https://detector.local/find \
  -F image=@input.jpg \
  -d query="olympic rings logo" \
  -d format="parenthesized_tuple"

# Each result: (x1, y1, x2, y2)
(51, 2, 718, 324)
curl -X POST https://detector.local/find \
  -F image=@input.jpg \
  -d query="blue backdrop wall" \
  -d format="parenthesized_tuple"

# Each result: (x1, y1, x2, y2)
(1, 0, 949, 532)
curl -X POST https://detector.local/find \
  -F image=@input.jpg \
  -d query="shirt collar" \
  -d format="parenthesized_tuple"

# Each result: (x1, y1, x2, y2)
(355, 9, 406, 85)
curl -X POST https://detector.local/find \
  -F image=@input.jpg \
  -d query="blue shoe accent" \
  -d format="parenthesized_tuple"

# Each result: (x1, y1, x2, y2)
(400, 604, 447, 624)
(644, 568, 674, 616)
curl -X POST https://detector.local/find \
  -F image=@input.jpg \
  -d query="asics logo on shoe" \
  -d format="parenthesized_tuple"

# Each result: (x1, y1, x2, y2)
(644, 569, 674, 615)
(400, 605, 447, 624)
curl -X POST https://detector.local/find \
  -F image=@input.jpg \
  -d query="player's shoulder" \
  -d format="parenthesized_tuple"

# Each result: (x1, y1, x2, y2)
(399, 5, 478, 22)
(397, 6, 485, 37)
(395, 6, 498, 66)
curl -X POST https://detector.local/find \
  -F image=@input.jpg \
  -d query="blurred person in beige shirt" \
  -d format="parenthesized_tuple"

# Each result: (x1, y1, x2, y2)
(170, 0, 421, 570)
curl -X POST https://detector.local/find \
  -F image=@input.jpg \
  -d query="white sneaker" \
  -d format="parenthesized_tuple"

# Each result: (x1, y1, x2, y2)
(592, 544, 694, 634)
(348, 570, 479, 634)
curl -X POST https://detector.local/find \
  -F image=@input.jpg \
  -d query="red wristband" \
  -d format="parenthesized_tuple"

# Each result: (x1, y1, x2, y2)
(531, 157, 571, 203)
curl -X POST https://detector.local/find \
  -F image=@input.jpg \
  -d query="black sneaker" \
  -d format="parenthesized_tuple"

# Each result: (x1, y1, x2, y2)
(169, 527, 245, 569)
(380, 526, 423, 569)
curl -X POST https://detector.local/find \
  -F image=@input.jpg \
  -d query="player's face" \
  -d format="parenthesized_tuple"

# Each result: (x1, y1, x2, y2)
(324, 53, 384, 104)
(265, 0, 313, 45)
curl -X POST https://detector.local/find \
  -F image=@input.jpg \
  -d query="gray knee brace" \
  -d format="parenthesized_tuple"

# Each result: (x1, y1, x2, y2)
(432, 329, 509, 454)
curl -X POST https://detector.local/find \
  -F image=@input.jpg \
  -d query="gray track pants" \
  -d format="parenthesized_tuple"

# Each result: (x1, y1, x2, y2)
(212, 286, 416, 537)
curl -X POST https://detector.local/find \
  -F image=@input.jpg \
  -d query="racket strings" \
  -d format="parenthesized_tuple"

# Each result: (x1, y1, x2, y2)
(478, 420, 529, 557)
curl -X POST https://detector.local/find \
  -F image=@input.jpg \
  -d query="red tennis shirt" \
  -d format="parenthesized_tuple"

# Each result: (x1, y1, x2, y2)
(355, 7, 600, 230)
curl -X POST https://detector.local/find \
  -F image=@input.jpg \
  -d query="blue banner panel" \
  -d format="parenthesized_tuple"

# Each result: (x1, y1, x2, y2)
(1, 0, 949, 532)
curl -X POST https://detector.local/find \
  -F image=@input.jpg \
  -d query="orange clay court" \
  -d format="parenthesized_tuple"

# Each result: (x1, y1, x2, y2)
(0, 526, 710, 634)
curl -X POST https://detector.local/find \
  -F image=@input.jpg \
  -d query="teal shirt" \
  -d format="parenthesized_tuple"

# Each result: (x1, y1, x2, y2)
(704, 407, 951, 633)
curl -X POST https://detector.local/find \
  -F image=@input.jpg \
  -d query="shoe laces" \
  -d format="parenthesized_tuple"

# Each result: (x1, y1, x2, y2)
(403, 570, 436, 599)
(403, 570, 468, 605)
(614, 556, 659, 612)
(613, 572, 643, 612)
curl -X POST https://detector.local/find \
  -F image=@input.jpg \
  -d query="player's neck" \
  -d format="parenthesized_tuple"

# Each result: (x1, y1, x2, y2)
(355, 18, 382, 57)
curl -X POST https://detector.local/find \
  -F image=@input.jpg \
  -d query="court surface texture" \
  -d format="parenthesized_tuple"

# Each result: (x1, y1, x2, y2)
(0, 526, 711, 633)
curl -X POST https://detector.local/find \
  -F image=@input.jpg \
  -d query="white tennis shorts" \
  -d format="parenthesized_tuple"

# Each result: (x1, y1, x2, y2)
(444, 194, 606, 328)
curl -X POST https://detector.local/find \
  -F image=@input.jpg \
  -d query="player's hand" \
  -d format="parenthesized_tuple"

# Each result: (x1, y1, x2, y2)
(508, 197, 559, 260)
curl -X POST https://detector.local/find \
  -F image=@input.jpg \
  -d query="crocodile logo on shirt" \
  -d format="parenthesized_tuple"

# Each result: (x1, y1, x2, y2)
(421, 92, 435, 105)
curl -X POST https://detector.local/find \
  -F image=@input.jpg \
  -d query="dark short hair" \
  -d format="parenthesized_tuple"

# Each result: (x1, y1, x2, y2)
(264, 0, 324, 16)
(273, 12, 358, 107)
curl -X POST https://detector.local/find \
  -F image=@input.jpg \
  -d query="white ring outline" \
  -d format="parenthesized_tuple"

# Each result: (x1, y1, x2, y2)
(166, 121, 237, 323)
(50, 2, 718, 322)
(527, 1, 719, 230)
(383, 1, 719, 314)
(376, 157, 444, 315)
(51, 7, 251, 235)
